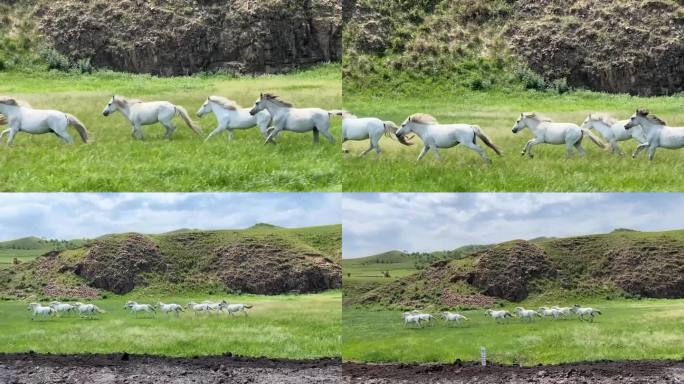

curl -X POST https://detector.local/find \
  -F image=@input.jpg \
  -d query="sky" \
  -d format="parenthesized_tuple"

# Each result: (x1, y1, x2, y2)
(343, 193, 684, 258)
(0, 193, 341, 241)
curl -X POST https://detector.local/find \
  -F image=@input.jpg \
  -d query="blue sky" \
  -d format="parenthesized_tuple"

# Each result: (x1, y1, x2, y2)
(343, 193, 684, 258)
(0, 193, 341, 241)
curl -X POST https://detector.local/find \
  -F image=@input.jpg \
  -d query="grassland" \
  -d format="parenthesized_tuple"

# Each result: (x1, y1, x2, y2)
(342, 90, 684, 191)
(0, 64, 341, 192)
(343, 298, 684, 365)
(0, 291, 341, 359)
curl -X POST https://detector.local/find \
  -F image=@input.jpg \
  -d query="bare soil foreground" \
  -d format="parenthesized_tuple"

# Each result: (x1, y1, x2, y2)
(344, 360, 684, 384)
(0, 353, 341, 384)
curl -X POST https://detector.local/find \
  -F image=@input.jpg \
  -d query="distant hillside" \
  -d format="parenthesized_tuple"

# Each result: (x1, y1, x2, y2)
(0, 225, 341, 299)
(349, 229, 684, 309)
(0, 237, 87, 266)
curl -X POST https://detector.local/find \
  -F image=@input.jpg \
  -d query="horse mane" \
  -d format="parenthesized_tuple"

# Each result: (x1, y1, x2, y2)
(261, 93, 293, 108)
(113, 96, 144, 108)
(637, 108, 667, 125)
(591, 113, 617, 125)
(409, 113, 438, 124)
(522, 112, 553, 122)
(0, 96, 19, 106)
(208, 96, 241, 110)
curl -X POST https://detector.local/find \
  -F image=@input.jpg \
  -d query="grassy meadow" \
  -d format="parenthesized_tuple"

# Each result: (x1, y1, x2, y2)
(0, 291, 341, 359)
(342, 90, 684, 191)
(0, 64, 341, 192)
(343, 298, 684, 365)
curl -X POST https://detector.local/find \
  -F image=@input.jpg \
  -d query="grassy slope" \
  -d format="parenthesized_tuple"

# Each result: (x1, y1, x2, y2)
(0, 64, 341, 192)
(0, 237, 86, 266)
(342, 90, 684, 191)
(0, 291, 341, 359)
(342, 298, 684, 365)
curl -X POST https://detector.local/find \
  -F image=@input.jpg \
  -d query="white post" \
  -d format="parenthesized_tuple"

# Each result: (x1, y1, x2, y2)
(480, 346, 486, 366)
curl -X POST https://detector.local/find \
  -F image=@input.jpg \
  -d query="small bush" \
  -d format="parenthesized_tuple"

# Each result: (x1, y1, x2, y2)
(516, 66, 546, 90)
(77, 58, 93, 74)
(551, 77, 571, 94)
(41, 48, 71, 72)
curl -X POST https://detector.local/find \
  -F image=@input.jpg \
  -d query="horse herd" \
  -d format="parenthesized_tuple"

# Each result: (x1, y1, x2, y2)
(341, 109, 684, 161)
(26, 300, 253, 320)
(402, 304, 602, 328)
(0, 93, 337, 145)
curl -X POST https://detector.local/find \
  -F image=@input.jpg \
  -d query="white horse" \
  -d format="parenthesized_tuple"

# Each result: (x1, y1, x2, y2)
(581, 114, 646, 155)
(249, 93, 335, 144)
(197, 96, 273, 142)
(49, 301, 75, 316)
(0, 96, 90, 145)
(514, 307, 542, 321)
(73, 302, 105, 318)
(218, 300, 253, 316)
(573, 305, 601, 322)
(512, 112, 606, 158)
(552, 306, 573, 318)
(409, 311, 435, 326)
(402, 312, 423, 328)
(338, 112, 413, 155)
(124, 301, 156, 318)
(102, 95, 201, 140)
(187, 302, 214, 315)
(156, 302, 184, 317)
(626, 109, 684, 160)
(27, 303, 56, 320)
(538, 307, 560, 319)
(442, 312, 469, 326)
(485, 309, 512, 323)
(396, 114, 502, 162)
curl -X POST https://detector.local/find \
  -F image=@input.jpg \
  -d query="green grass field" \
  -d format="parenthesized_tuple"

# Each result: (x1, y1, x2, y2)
(343, 90, 684, 191)
(343, 299, 684, 365)
(0, 64, 341, 192)
(0, 291, 341, 359)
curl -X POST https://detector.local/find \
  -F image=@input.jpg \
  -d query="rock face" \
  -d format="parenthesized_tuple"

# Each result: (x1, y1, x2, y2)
(208, 240, 341, 294)
(35, 0, 342, 75)
(468, 241, 556, 302)
(75, 234, 166, 294)
(507, 0, 684, 96)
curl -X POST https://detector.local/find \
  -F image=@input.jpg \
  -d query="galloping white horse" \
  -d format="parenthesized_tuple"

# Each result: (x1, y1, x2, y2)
(538, 307, 560, 319)
(512, 112, 606, 158)
(626, 109, 684, 160)
(552, 306, 573, 318)
(0, 96, 90, 145)
(581, 114, 646, 155)
(124, 301, 156, 318)
(514, 307, 541, 321)
(396, 114, 502, 162)
(409, 311, 435, 326)
(27, 303, 56, 320)
(197, 96, 272, 142)
(249, 93, 335, 144)
(442, 312, 469, 326)
(402, 312, 423, 328)
(485, 309, 512, 323)
(102, 95, 201, 140)
(218, 300, 253, 316)
(187, 302, 214, 315)
(338, 112, 413, 155)
(156, 302, 184, 317)
(49, 301, 75, 316)
(73, 302, 105, 318)
(573, 305, 601, 322)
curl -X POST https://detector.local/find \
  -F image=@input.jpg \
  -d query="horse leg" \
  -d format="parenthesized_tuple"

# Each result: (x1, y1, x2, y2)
(647, 145, 657, 161)
(430, 146, 443, 160)
(205, 126, 226, 142)
(227, 129, 234, 141)
(632, 143, 649, 158)
(610, 140, 624, 156)
(162, 121, 176, 140)
(312, 128, 320, 144)
(526, 139, 542, 158)
(464, 142, 491, 163)
(417, 145, 429, 161)
(574, 141, 586, 157)
(7, 127, 19, 146)
(0, 128, 9, 142)
(53, 127, 75, 144)
(360, 143, 374, 157)
(319, 127, 335, 144)
(264, 126, 282, 144)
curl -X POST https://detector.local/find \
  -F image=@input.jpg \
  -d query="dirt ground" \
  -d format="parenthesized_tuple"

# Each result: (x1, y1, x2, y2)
(343, 360, 684, 384)
(0, 353, 341, 384)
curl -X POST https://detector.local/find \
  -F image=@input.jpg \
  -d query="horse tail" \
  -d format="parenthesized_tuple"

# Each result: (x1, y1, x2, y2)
(385, 121, 414, 146)
(95, 306, 105, 313)
(175, 105, 202, 135)
(582, 129, 607, 149)
(328, 109, 349, 117)
(65, 113, 91, 143)
(244, 305, 253, 309)
(472, 125, 502, 156)
(595, 309, 601, 315)
(0, 114, 6, 125)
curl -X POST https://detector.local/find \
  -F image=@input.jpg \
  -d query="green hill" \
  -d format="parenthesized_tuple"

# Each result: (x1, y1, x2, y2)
(0, 236, 86, 266)
(347, 229, 684, 309)
(0, 224, 341, 299)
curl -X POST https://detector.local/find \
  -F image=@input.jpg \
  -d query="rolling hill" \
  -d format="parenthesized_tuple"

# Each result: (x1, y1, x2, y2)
(0, 224, 341, 299)
(346, 229, 684, 309)
(0, 237, 86, 266)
